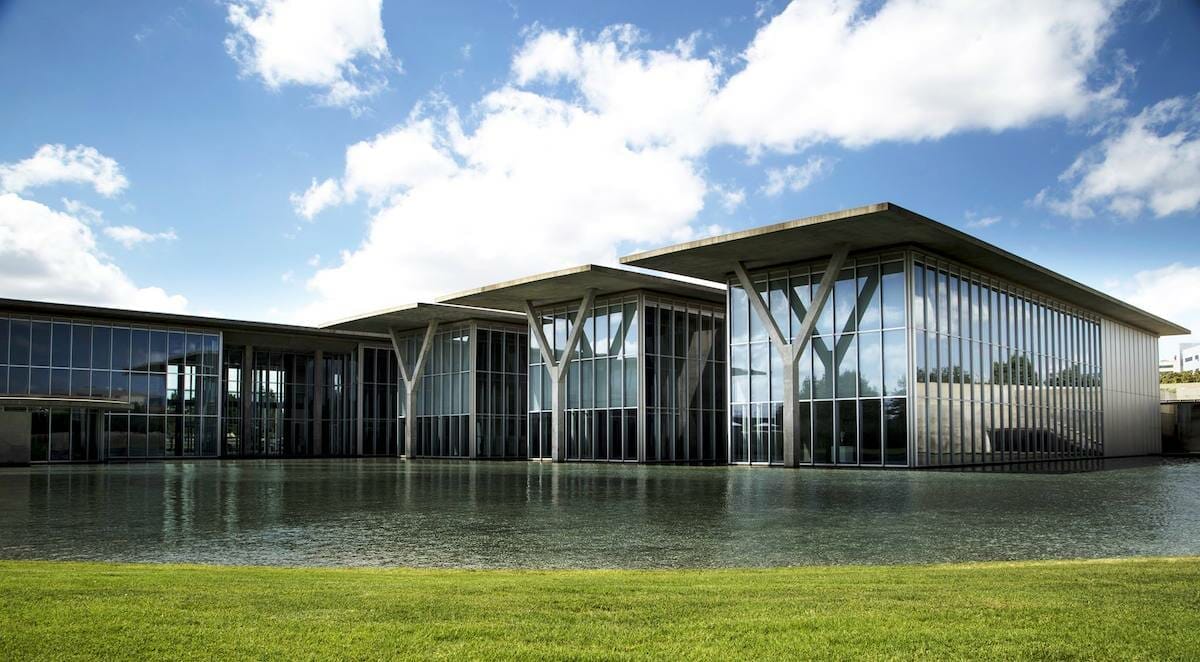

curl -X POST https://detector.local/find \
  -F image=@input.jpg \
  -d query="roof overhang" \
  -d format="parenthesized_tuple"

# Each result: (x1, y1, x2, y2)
(436, 264, 725, 311)
(321, 302, 524, 335)
(0, 396, 134, 411)
(0, 298, 380, 341)
(620, 202, 1189, 337)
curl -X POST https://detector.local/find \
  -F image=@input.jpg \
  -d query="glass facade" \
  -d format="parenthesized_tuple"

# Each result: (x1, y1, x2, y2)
(321, 352, 358, 456)
(0, 315, 220, 461)
(912, 252, 1102, 464)
(475, 324, 528, 459)
(529, 294, 640, 461)
(362, 346, 400, 456)
(643, 295, 726, 463)
(395, 324, 471, 458)
(729, 253, 909, 466)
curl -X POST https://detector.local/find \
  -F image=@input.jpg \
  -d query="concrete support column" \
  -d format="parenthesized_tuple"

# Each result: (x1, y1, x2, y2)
(732, 247, 848, 467)
(523, 289, 597, 463)
(390, 321, 439, 461)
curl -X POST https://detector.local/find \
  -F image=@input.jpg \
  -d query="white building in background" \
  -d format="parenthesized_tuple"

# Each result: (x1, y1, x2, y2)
(1162, 343, 1200, 372)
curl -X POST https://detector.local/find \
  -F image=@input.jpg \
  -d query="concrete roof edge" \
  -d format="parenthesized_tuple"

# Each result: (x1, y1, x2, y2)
(0, 297, 384, 340)
(620, 202, 1190, 337)
(436, 263, 725, 306)
(319, 301, 523, 329)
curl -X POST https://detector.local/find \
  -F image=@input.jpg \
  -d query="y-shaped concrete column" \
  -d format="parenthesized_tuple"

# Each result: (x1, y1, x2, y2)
(523, 289, 597, 462)
(732, 246, 848, 466)
(389, 321, 439, 460)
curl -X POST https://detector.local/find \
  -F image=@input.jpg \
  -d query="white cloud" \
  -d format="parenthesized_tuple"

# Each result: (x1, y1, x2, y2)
(0, 144, 128, 197)
(0, 193, 186, 312)
(709, 0, 1121, 153)
(1038, 94, 1200, 219)
(965, 214, 1002, 229)
(712, 184, 745, 213)
(61, 198, 103, 224)
(224, 0, 394, 112)
(291, 0, 1126, 322)
(290, 177, 342, 220)
(306, 253, 321, 267)
(103, 225, 178, 249)
(761, 157, 828, 196)
(281, 269, 295, 283)
(1108, 263, 1200, 353)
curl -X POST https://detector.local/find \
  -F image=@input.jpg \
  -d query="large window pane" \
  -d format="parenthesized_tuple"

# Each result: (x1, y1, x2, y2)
(730, 286, 748, 345)
(882, 261, 906, 329)
(812, 337, 833, 399)
(813, 401, 833, 463)
(883, 329, 907, 396)
(51, 323, 71, 368)
(885, 398, 908, 465)
(857, 264, 881, 331)
(834, 268, 856, 334)
(71, 324, 91, 369)
(31, 321, 50, 366)
(835, 333, 857, 398)
(10, 320, 31, 365)
(836, 400, 857, 464)
(858, 332, 882, 397)
(861, 398, 882, 464)
(813, 272, 834, 336)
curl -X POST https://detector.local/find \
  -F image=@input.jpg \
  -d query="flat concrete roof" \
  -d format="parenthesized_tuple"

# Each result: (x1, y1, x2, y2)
(0, 297, 382, 341)
(436, 264, 725, 311)
(620, 202, 1189, 336)
(322, 302, 524, 334)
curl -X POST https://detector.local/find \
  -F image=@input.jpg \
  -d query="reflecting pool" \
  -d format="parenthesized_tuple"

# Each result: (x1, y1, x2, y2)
(1, 459, 1198, 568)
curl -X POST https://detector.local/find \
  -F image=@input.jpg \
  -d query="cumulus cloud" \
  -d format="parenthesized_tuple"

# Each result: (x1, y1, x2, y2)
(761, 157, 828, 196)
(1037, 94, 1200, 219)
(290, 177, 342, 220)
(103, 225, 179, 249)
(291, 0, 1127, 322)
(1108, 263, 1200, 351)
(0, 144, 128, 197)
(224, 0, 395, 112)
(61, 198, 104, 224)
(709, 0, 1122, 153)
(0, 194, 186, 312)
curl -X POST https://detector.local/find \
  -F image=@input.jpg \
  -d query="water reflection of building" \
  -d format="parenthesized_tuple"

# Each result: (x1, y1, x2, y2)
(0, 203, 1187, 468)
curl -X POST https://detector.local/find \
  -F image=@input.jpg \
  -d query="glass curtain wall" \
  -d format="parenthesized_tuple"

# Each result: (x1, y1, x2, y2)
(222, 348, 242, 455)
(244, 350, 314, 456)
(394, 325, 470, 457)
(728, 252, 908, 466)
(362, 346, 399, 456)
(321, 352, 357, 456)
(912, 252, 1102, 464)
(643, 295, 727, 464)
(0, 315, 219, 461)
(475, 324, 528, 459)
(528, 294, 639, 461)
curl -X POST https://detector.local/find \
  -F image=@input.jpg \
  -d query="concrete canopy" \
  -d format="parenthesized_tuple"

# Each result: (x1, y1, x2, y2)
(321, 302, 524, 334)
(620, 202, 1189, 337)
(436, 264, 725, 311)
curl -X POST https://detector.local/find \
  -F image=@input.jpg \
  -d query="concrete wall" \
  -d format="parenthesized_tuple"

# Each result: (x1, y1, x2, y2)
(0, 410, 31, 465)
(1101, 319, 1160, 456)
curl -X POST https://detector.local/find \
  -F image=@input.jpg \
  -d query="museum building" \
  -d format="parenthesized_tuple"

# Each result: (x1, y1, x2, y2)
(0, 203, 1185, 468)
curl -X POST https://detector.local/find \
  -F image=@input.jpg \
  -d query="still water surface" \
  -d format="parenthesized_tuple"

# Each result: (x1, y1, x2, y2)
(1, 459, 1198, 568)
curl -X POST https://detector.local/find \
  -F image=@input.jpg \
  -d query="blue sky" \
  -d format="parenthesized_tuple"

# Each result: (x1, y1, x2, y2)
(0, 0, 1197, 355)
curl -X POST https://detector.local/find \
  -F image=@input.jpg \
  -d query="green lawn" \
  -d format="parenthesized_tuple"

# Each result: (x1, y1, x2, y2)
(2, 558, 1198, 660)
